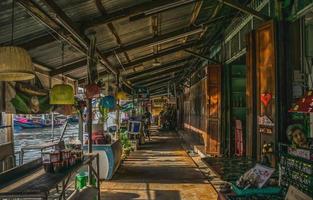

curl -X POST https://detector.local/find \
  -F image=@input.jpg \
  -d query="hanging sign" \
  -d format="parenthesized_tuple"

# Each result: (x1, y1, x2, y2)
(258, 115, 274, 134)
(289, 90, 313, 113)
(258, 115, 274, 126)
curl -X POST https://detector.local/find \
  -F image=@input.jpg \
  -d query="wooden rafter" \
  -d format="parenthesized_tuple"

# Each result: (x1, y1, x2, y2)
(48, 26, 203, 76)
(28, 0, 118, 76)
(122, 41, 197, 69)
(219, 0, 270, 21)
(127, 59, 186, 81)
(94, 0, 131, 63)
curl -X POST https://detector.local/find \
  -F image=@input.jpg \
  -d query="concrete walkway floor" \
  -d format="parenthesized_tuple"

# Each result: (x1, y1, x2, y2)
(101, 131, 217, 200)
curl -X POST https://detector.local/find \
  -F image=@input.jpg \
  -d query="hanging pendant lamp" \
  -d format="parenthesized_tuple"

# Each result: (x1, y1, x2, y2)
(116, 90, 127, 100)
(50, 84, 75, 105)
(0, 0, 34, 81)
(50, 43, 74, 105)
(0, 47, 34, 81)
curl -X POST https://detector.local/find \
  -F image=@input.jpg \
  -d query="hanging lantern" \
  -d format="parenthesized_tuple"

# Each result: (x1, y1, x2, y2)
(85, 83, 100, 99)
(0, 47, 34, 81)
(99, 95, 116, 109)
(116, 91, 127, 100)
(50, 84, 75, 105)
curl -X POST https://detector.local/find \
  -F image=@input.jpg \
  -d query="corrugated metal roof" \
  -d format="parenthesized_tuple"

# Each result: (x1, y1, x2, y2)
(0, 0, 239, 89)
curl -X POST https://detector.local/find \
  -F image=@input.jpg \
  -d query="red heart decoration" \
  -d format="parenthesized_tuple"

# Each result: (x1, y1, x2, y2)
(261, 93, 272, 107)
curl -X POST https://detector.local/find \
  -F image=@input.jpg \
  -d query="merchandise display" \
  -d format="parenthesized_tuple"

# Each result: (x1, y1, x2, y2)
(279, 144, 313, 196)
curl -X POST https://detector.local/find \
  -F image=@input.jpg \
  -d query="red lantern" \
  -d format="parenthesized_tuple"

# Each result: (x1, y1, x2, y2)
(85, 84, 100, 99)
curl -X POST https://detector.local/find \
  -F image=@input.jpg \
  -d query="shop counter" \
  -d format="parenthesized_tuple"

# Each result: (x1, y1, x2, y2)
(84, 140, 122, 180)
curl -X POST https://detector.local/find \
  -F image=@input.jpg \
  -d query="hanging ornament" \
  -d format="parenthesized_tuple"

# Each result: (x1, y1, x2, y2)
(0, 0, 34, 81)
(85, 83, 100, 99)
(116, 90, 127, 100)
(50, 84, 75, 105)
(99, 95, 116, 109)
(260, 93, 272, 107)
(50, 43, 74, 105)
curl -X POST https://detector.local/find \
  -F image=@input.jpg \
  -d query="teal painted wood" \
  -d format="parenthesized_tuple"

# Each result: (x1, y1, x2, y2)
(83, 140, 122, 180)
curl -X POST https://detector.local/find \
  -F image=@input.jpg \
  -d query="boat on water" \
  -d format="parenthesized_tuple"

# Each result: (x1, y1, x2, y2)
(14, 115, 66, 129)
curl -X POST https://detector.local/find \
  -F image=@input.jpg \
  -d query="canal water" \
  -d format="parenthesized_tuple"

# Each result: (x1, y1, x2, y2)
(14, 123, 79, 164)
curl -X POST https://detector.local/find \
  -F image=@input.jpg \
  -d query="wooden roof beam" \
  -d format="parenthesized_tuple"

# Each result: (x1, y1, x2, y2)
(51, 27, 197, 75)
(102, 26, 204, 57)
(219, 0, 270, 21)
(83, 0, 197, 30)
(184, 49, 220, 64)
(95, 0, 131, 63)
(133, 70, 182, 86)
(123, 41, 197, 69)
(143, 76, 175, 87)
(126, 58, 189, 79)
(35, 0, 118, 76)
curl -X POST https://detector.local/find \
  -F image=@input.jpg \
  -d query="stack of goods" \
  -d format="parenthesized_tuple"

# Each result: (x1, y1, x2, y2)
(279, 145, 313, 196)
(42, 149, 83, 173)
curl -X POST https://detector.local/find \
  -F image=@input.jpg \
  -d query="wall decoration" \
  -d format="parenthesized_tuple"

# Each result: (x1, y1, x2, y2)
(5, 82, 51, 114)
(258, 115, 274, 126)
(289, 90, 313, 113)
(260, 93, 272, 107)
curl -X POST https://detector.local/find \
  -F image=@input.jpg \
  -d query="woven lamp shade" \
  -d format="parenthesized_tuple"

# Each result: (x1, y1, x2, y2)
(0, 46, 34, 81)
(50, 84, 75, 105)
(116, 91, 127, 100)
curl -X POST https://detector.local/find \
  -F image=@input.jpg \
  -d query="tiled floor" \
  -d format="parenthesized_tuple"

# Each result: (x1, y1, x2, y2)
(101, 131, 217, 200)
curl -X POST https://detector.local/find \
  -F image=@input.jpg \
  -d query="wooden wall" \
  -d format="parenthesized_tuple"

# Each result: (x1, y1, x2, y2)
(182, 65, 222, 155)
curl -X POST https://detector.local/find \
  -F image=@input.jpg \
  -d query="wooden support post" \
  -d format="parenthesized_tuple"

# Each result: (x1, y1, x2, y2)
(116, 73, 120, 139)
(87, 98, 93, 186)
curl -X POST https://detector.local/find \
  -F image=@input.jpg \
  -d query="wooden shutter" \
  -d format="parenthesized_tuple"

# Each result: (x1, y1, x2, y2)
(206, 65, 221, 155)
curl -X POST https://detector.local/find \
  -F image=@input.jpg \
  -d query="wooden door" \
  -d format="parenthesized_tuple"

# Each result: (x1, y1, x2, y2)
(206, 65, 221, 155)
(255, 20, 276, 162)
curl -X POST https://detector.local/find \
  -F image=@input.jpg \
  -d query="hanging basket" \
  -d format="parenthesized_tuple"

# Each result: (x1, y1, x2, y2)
(85, 83, 100, 99)
(99, 95, 116, 109)
(0, 46, 35, 81)
(50, 84, 75, 105)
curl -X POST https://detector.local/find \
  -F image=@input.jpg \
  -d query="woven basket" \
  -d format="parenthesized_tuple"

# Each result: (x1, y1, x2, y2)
(50, 84, 74, 105)
(0, 46, 34, 81)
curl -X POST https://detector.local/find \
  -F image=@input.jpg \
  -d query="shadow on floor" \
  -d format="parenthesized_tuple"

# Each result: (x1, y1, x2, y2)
(155, 190, 181, 200)
(101, 190, 181, 200)
(101, 192, 140, 199)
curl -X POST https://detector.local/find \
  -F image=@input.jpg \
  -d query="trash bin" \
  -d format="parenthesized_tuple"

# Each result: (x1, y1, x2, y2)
(75, 171, 88, 189)
(75, 171, 97, 189)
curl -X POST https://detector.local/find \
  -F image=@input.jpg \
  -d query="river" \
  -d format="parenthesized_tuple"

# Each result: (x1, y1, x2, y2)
(14, 123, 79, 164)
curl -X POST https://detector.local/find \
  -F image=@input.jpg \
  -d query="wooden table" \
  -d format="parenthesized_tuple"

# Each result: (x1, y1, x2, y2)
(0, 153, 100, 200)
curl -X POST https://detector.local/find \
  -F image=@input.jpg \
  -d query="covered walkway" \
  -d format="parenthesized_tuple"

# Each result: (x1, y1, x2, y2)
(101, 131, 217, 200)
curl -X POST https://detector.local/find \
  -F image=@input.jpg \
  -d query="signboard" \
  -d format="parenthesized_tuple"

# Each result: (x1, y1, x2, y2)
(239, 164, 274, 188)
(152, 98, 166, 107)
(285, 185, 312, 200)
